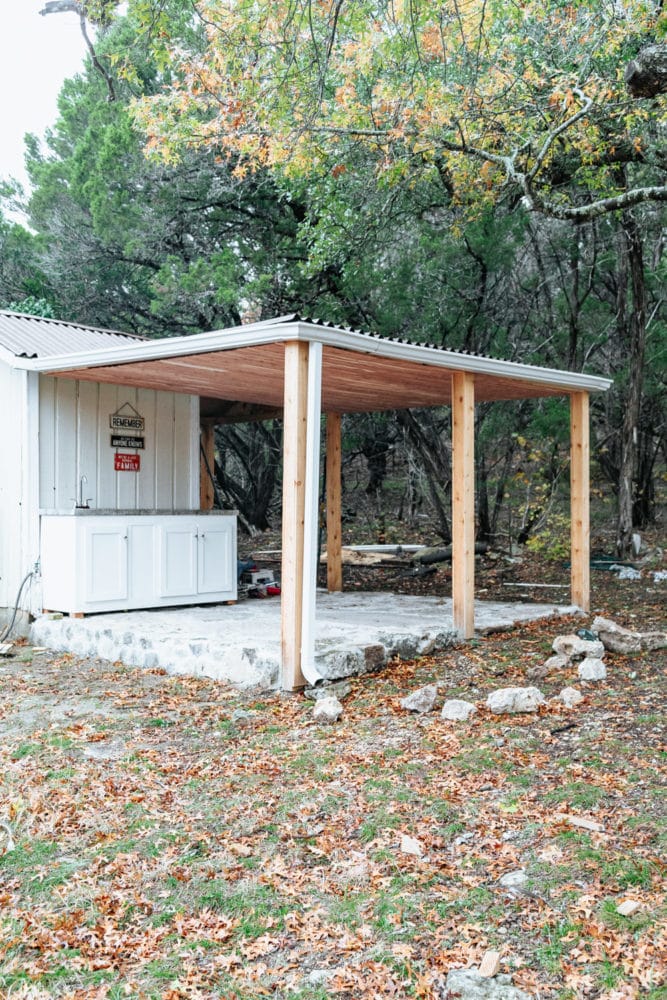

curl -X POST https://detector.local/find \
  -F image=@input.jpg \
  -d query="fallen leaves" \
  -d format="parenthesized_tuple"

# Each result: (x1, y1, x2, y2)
(0, 600, 665, 999)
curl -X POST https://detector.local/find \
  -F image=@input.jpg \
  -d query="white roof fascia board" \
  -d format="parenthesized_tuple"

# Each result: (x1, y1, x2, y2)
(13, 320, 302, 372)
(14, 317, 612, 394)
(295, 322, 613, 394)
(0, 344, 19, 366)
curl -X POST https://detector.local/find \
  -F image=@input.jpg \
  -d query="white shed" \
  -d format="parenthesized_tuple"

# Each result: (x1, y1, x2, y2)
(1, 312, 235, 631)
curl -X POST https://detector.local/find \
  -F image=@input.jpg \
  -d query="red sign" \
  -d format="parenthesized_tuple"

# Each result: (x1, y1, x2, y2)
(114, 453, 141, 472)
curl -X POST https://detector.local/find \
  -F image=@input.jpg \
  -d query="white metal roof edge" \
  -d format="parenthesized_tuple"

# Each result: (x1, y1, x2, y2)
(0, 344, 20, 366)
(12, 318, 300, 371)
(296, 322, 613, 393)
(12, 317, 612, 393)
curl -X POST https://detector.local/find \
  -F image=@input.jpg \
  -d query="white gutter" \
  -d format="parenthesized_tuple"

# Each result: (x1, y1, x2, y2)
(11, 318, 613, 394)
(296, 322, 613, 394)
(12, 319, 302, 372)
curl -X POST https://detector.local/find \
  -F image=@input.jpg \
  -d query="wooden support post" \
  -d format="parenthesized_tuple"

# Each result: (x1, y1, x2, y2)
(300, 342, 323, 682)
(200, 422, 216, 510)
(570, 391, 590, 612)
(451, 371, 475, 638)
(281, 341, 309, 691)
(326, 412, 343, 592)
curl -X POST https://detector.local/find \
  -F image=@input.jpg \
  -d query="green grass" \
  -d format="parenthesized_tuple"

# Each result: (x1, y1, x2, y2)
(0, 838, 59, 874)
(599, 898, 657, 932)
(543, 781, 606, 810)
(11, 742, 41, 759)
(534, 920, 579, 975)
(600, 857, 656, 889)
(358, 808, 402, 843)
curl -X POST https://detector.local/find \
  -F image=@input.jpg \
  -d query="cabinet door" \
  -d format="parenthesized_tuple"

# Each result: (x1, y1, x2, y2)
(159, 523, 198, 597)
(198, 521, 235, 595)
(84, 524, 128, 603)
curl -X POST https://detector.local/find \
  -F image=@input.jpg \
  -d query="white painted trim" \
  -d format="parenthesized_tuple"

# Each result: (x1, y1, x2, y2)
(22, 371, 42, 615)
(12, 319, 612, 395)
(0, 344, 19, 366)
(13, 321, 301, 371)
(301, 341, 323, 685)
(296, 323, 613, 394)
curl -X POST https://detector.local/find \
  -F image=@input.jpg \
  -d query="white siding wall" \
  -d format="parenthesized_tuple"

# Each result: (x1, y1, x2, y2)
(38, 377, 199, 511)
(0, 366, 40, 616)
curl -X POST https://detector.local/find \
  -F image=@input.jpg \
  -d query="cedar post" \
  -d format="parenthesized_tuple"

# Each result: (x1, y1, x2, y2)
(570, 391, 590, 612)
(281, 341, 309, 690)
(199, 421, 216, 510)
(326, 412, 343, 592)
(451, 371, 475, 638)
(300, 342, 323, 679)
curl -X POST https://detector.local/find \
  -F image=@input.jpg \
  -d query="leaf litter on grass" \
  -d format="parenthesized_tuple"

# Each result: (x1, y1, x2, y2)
(0, 581, 665, 999)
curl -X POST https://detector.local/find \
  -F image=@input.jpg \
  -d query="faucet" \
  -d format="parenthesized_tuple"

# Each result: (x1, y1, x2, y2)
(76, 475, 92, 508)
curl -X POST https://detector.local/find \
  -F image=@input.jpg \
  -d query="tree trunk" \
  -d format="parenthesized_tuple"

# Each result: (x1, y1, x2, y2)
(625, 44, 667, 99)
(396, 409, 452, 542)
(616, 211, 647, 557)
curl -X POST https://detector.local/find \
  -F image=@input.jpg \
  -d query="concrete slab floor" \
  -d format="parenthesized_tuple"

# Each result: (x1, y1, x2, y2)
(31, 592, 580, 689)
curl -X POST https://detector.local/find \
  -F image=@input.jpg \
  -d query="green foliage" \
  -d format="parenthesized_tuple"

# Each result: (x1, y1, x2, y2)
(526, 511, 571, 561)
(4, 297, 56, 318)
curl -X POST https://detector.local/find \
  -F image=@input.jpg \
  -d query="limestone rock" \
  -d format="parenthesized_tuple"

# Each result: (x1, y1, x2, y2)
(552, 634, 605, 661)
(528, 652, 569, 680)
(304, 680, 352, 702)
(559, 686, 584, 707)
(557, 813, 604, 832)
(486, 687, 545, 714)
(313, 696, 343, 724)
(544, 653, 570, 672)
(307, 968, 337, 986)
(578, 657, 607, 681)
(616, 565, 641, 580)
(478, 951, 501, 978)
(444, 968, 531, 999)
(401, 684, 438, 714)
(400, 834, 424, 857)
(592, 616, 667, 655)
(231, 709, 253, 725)
(616, 899, 641, 916)
(498, 869, 528, 893)
(441, 698, 478, 722)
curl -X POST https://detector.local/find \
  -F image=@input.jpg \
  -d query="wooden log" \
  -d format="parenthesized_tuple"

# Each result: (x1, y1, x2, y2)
(415, 542, 488, 565)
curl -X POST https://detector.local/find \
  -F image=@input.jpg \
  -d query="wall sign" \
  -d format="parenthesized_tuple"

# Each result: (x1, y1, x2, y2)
(110, 401, 145, 433)
(115, 453, 141, 472)
(111, 435, 145, 450)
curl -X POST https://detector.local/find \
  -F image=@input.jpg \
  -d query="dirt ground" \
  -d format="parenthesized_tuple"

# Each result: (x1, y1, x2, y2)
(0, 548, 665, 999)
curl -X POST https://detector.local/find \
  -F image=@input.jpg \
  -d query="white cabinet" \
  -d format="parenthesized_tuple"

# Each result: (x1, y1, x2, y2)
(84, 523, 128, 603)
(198, 520, 235, 594)
(160, 521, 199, 598)
(40, 513, 237, 614)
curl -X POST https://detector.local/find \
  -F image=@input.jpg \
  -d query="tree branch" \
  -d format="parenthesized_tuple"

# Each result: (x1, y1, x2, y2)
(40, 0, 116, 102)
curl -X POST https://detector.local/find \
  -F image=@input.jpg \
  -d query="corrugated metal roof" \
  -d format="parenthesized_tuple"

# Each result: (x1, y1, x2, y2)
(272, 312, 494, 360)
(0, 311, 146, 359)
